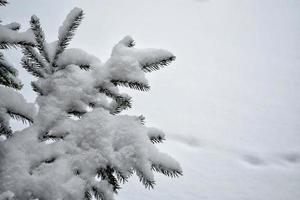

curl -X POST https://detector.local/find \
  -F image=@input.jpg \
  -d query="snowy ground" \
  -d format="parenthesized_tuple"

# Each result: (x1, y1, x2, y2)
(2, 0, 300, 199)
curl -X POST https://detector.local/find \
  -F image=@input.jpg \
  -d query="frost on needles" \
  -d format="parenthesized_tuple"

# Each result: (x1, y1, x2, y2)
(0, 6, 182, 200)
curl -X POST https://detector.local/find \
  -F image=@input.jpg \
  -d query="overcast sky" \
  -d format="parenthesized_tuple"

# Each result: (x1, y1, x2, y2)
(1, 0, 300, 200)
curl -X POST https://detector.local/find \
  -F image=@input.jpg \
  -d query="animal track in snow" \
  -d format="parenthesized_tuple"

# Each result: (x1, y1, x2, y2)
(240, 151, 300, 168)
(281, 152, 300, 164)
(242, 154, 266, 166)
(168, 134, 202, 148)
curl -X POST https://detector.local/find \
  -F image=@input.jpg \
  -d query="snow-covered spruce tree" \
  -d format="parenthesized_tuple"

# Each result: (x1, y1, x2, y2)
(0, 0, 35, 138)
(0, 7, 182, 200)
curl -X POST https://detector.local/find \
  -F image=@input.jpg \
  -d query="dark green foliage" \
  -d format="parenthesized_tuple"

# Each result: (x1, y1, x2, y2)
(151, 163, 183, 178)
(79, 64, 91, 70)
(85, 186, 109, 200)
(97, 87, 120, 99)
(0, 53, 17, 75)
(97, 166, 121, 193)
(24, 9, 84, 73)
(91, 187, 105, 200)
(30, 15, 50, 63)
(0, 1, 34, 89)
(40, 134, 64, 141)
(0, 72, 22, 89)
(7, 109, 33, 124)
(67, 110, 86, 118)
(149, 135, 165, 144)
(0, 116, 12, 137)
(0, 54, 22, 89)
(97, 86, 132, 114)
(135, 168, 155, 189)
(21, 57, 45, 78)
(38, 130, 67, 142)
(111, 80, 150, 91)
(31, 81, 44, 95)
(0, 0, 8, 6)
(84, 190, 93, 200)
(0, 40, 34, 50)
(22, 46, 49, 70)
(141, 55, 176, 73)
(114, 169, 130, 184)
(53, 9, 84, 67)
(111, 96, 132, 114)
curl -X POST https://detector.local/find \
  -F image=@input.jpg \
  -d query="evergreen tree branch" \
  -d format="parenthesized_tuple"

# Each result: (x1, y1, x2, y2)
(22, 46, 49, 71)
(91, 187, 106, 200)
(53, 8, 84, 67)
(0, 58, 17, 76)
(111, 80, 150, 91)
(114, 169, 130, 184)
(21, 57, 45, 78)
(67, 110, 86, 118)
(141, 55, 175, 73)
(0, 0, 8, 6)
(30, 15, 51, 63)
(97, 166, 121, 193)
(149, 135, 165, 143)
(6, 109, 33, 124)
(0, 70, 22, 89)
(84, 190, 93, 200)
(0, 116, 12, 137)
(38, 130, 68, 142)
(151, 163, 183, 178)
(79, 64, 91, 70)
(31, 81, 44, 96)
(110, 96, 132, 115)
(97, 86, 132, 114)
(0, 40, 35, 49)
(135, 168, 155, 189)
(97, 87, 119, 99)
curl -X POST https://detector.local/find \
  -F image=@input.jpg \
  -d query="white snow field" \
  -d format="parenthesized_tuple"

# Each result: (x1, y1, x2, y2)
(2, 0, 300, 199)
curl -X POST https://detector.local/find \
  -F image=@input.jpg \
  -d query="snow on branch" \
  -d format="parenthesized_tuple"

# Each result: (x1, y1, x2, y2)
(0, 7, 181, 200)
(150, 152, 183, 178)
(112, 36, 176, 73)
(53, 7, 84, 66)
(0, 191, 14, 200)
(55, 48, 100, 70)
(135, 167, 155, 189)
(0, 26, 35, 49)
(0, 87, 36, 122)
(0, 87, 36, 137)
(3, 22, 20, 31)
(147, 127, 166, 143)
